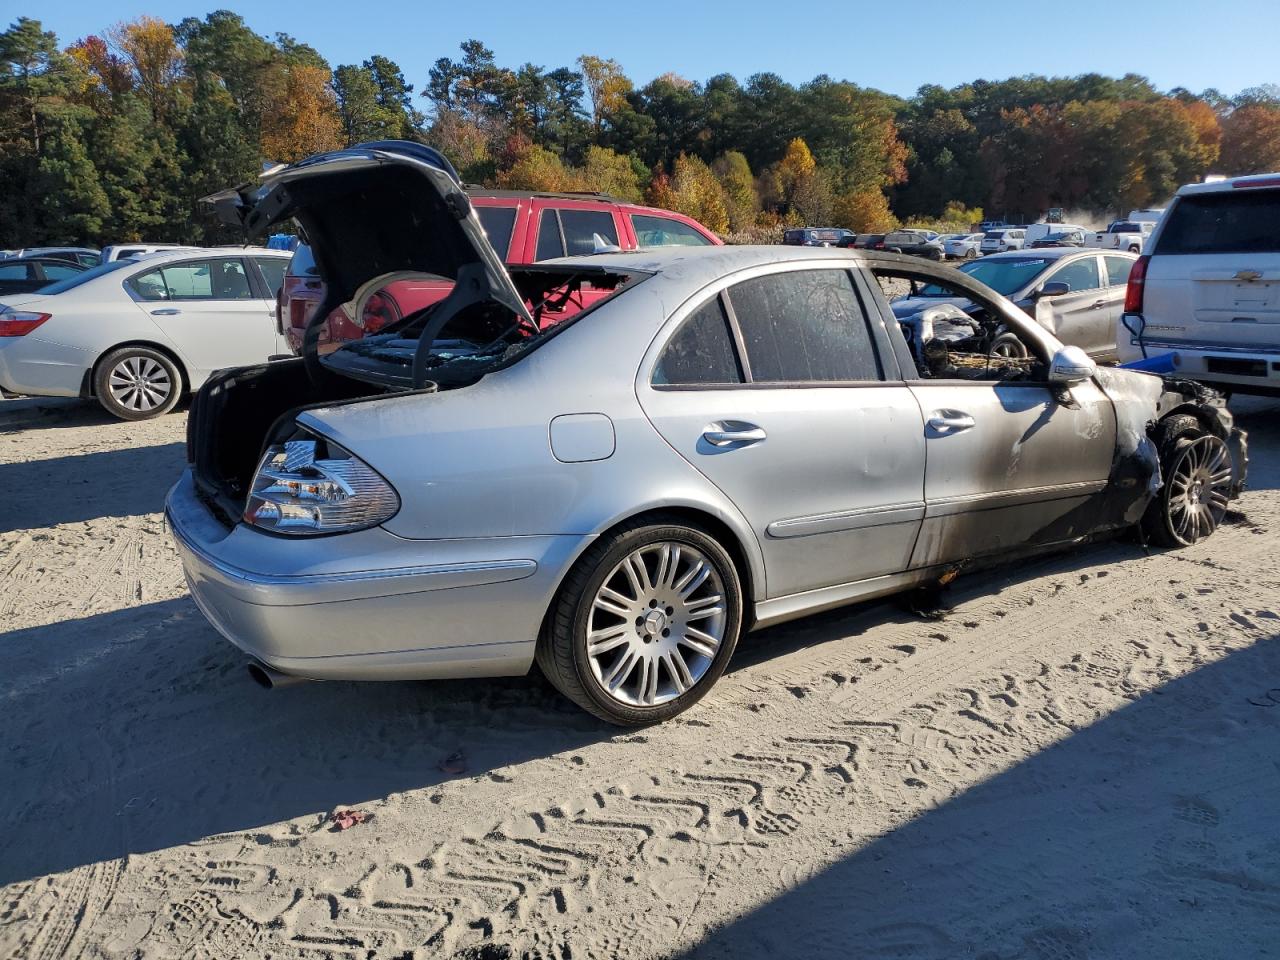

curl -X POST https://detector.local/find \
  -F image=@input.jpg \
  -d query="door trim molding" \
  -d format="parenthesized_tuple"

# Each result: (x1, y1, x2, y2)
(766, 501, 926, 539)
(926, 479, 1107, 518)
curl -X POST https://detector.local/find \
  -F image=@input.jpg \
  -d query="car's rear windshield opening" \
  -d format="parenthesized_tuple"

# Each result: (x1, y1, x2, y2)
(1156, 190, 1280, 255)
(318, 265, 646, 390)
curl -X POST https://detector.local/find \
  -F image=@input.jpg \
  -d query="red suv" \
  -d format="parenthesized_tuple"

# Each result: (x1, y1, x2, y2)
(279, 191, 721, 353)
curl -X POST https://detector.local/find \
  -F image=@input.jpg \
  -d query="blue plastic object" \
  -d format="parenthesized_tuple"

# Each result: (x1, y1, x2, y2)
(1119, 351, 1179, 374)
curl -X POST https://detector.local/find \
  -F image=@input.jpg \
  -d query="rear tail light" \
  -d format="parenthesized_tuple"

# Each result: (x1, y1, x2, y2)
(243, 431, 399, 535)
(355, 291, 401, 334)
(1124, 255, 1150, 313)
(0, 308, 50, 337)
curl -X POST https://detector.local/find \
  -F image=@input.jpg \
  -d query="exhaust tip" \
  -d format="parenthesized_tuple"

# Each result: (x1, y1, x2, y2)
(246, 659, 308, 689)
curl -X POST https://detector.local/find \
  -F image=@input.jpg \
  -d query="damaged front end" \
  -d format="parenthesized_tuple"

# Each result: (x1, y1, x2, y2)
(1093, 368, 1247, 529)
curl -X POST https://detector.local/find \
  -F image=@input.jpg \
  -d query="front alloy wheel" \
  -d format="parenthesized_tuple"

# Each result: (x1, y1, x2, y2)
(538, 518, 743, 725)
(1143, 415, 1233, 547)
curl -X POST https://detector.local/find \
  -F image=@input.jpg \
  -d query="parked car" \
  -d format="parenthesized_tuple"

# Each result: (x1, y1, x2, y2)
(852, 233, 887, 250)
(1030, 229, 1088, 249)
(0, 256, 87, 296)
(979, 220, 1009, 231)
(942, 233, 983, 260)
(782, 227, 854, 247)
(882, 230, 945, 260)
(1117, 172, 1280, 394)
(101, 242, 199, 262)
(0, 248, 291, 419)
(276, 189, 722, 354)
(1086, 219, 1156, 254)
(168, 141, 1244, 725)
(980, 228, 1026, 254)
(1025, 223, 1089, 245)
(891, 248, 1137, 360)
(1, 246, 100, 266)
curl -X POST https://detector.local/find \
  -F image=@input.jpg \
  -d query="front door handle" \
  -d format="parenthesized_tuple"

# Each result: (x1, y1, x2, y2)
(1091, 299, 1107, 309)
(927, 409, 975, 435)
(702, 421, 767, 447)
(150, 308, 181, 316)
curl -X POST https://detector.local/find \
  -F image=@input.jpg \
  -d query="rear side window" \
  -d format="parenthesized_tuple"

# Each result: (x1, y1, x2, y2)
(1104, 256, 1134, 285)
(130, 259, 252, 301)
(477, 205, 517, 259)
(0, 263, 33, 280)
(559, 209, 618, 256)
(1156, 191, 1280, 255)
(652, 296, 743, 386)
(632, 214, 713, 247)
(727, 269, 881, 383)
(535, 208, 564, 260)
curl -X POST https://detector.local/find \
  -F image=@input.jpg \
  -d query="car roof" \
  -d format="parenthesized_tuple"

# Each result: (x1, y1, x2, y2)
(128, 246, 289, 263)
(1178, 172, 1280, 196)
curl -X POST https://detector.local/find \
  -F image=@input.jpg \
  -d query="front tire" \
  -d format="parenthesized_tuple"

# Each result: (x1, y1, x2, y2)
(1141, 414, 1233, 547)
(94, 346, 182, 420)
(537, 517, 744, 725)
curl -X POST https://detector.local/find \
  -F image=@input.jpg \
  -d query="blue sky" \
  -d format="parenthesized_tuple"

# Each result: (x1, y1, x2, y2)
(26, 0, 1279, 100)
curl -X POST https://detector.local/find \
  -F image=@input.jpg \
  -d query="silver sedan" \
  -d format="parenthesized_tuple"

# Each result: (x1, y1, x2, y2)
(168, 143, 1246, 725)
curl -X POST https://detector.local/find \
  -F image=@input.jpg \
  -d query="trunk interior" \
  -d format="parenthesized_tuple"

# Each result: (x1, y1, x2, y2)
(187, 359, 385, 527)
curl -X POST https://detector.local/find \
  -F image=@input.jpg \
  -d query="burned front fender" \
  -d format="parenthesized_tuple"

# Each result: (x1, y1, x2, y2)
(1092, 369, 1247, 527)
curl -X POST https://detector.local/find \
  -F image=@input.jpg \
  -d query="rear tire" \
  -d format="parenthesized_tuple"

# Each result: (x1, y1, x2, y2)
(1141, 414, 1233, 547)
(94, 346, 182, 421)
(536, 517, 744, 726)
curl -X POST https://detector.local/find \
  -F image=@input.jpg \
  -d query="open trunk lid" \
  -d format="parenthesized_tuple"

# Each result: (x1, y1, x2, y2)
(204, 141, 534, 333)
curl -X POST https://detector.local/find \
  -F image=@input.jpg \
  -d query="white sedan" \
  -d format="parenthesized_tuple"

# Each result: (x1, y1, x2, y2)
(0, 247, 290, 419)
(943, 234, 983, 259)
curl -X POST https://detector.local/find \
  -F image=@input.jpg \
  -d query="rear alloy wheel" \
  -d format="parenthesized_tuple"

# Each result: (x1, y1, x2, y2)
(965, 248, 978, 259)
(538, 519, 743, 725)
(94, 346, 181, 420)
(1142, 414, 1233, 547)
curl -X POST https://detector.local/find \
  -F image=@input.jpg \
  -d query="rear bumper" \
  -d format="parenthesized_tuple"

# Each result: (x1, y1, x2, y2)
(166, 469, 590, 680)
(0, 336, 91, 397)
(1119, 323, 1280, 391)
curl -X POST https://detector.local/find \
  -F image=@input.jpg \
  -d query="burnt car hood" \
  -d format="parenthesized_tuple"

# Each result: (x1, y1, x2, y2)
(204, 140, 532, 327)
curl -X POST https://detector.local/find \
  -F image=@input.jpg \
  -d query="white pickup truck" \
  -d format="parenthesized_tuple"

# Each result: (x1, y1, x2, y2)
(1087, 209, 1164, 253)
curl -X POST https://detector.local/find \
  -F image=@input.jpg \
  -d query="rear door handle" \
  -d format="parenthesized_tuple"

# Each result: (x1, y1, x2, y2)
(1091, 299, 1107, 309)
(702, 421, 766, 447)
(150, 308, 181, 316)
(927, 409, 975, 435)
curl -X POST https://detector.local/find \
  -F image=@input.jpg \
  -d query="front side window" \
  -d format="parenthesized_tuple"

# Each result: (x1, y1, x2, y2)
(652, 296, 743, 386)
(728, 269, 881, 383)
(41, 262, 81, 281)
(254, 257, 287, 297)
(0, 263, 33, 280)
(1047, 256, 1101, 293)
(632, 214, 713, 248)
(558, 209, 619, 256)
(1104, 256, 1134, 286)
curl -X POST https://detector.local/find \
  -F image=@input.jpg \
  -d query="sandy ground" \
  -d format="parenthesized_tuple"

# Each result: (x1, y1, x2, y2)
(2, 392, 1279, 960)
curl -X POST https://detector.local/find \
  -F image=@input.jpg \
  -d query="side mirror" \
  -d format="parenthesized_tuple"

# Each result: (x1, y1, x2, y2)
(1049, 344, 1096, 384)
(1036, 281, 1070, 299)
(591, 233, 623, 255)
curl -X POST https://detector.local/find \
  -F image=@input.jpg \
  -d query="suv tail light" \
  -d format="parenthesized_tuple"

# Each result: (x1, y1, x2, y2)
(0, 308, 51, 337)
(1124, 255, 1150, 313)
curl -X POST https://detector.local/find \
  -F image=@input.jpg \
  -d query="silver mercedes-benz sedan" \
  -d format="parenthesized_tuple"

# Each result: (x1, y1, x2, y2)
(167, 142, 1247, 725)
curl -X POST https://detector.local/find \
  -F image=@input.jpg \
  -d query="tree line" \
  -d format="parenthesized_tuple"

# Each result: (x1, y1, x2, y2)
(2, 12, 1279, 247)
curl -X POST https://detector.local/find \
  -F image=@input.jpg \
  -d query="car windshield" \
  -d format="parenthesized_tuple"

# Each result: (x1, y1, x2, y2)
(35, 258, 135, 295)
(911, 257, 1050, 298)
